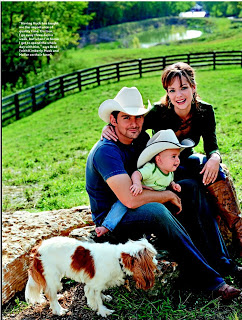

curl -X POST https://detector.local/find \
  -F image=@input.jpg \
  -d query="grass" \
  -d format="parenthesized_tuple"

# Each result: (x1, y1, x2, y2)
(3, 297, 29, 316)
(2, 66, 242, 213)
(2, 17, 242, 319)
(103, 284, 242, 320)
(3, 276, 242, 319)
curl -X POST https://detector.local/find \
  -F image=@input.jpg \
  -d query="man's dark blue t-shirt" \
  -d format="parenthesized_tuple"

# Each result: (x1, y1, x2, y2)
(85, 132, 149, 225)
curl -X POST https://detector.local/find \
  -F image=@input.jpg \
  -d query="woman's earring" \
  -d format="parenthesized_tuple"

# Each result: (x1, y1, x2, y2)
(168, 98, 171, 109)
(192, 93, 196, 104)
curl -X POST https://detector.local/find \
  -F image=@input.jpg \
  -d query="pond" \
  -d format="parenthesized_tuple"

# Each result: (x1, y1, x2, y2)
(133, 25, 202, 48)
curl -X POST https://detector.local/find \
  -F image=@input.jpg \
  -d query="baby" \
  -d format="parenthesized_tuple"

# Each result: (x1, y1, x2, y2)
(96, 129, 194, 237)
(130, 148, 181, 196)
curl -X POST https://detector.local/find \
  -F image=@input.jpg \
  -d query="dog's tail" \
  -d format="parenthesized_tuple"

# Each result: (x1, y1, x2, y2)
(25, 245, 46, 305)
(25, 274, 46, 304)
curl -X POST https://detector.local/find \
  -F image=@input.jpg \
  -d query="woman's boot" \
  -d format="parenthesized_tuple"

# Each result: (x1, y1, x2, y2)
(207, 177, 242, 257)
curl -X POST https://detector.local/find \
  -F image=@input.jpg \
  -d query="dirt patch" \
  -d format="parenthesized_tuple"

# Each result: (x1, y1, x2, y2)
(2, 283, 99, 320)
(2, 185, 41, 212)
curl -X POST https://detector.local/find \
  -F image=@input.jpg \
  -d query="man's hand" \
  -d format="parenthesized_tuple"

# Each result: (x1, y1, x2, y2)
(166, 190, 182, 214)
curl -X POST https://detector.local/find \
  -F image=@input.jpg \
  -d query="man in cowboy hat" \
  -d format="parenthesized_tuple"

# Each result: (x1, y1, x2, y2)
(96, 129, 194, 237)
(85, 87, 241, 299)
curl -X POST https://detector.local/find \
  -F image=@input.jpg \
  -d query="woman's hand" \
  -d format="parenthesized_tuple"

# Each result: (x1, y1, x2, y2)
(101, 125, 118, 141)
(200, 153, 220, 185)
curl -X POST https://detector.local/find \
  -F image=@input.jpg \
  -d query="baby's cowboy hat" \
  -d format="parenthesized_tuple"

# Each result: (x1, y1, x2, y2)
(137, 129, 195, 168)
(98, 87, 152, 123)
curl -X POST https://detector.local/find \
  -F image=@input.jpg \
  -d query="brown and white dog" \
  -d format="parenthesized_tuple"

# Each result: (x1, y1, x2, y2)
(25, 236, 157, 317)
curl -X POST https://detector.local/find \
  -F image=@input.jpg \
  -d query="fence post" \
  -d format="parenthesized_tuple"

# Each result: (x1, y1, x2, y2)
(60, 77, 64, 97)
(14, 94, 20, 120)
(138, 59, 142, 78)
(44, 81, 50, 106)
(241, 51, 242, 68)
(45, 81, 50, 95)
(163, 56, 166, 69)
(77, 71, 82, 91)
(213, 51, 216, 70)
(31, 87, 37, 112)
(116, 63, 120, 82)
(96, 67, 100, 86)
(187, 53, 190, 65)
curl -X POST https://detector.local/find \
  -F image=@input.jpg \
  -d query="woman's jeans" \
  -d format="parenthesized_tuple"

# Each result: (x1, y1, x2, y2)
(112, 179, 235, 291)
(175, 153, 226, 183)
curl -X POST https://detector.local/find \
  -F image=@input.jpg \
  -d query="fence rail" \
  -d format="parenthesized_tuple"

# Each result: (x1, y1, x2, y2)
(2, 51, 241, 124)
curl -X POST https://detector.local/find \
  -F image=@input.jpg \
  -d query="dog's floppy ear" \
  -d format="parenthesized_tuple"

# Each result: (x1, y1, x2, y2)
(132, 248, 157, 290)
(121, 252, 135, 270)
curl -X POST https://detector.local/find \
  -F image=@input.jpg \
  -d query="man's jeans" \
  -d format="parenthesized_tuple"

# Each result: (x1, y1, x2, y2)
(112, 179, 234, 291)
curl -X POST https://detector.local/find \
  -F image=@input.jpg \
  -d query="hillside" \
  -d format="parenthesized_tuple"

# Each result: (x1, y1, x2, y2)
(2, 67, 241, 213)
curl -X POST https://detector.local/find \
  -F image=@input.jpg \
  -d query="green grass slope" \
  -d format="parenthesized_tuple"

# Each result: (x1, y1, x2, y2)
(2, 66, 242, 213)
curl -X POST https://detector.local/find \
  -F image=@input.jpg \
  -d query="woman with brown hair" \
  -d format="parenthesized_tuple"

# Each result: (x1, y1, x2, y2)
(102, 62, 242, 256)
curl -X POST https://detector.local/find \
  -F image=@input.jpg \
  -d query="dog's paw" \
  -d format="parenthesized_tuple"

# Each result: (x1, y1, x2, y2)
(52, 306, 68, 316)
(27, 294, 46, 305)
(39, 294, 47, 304)
(57, 293, 64, 301)
(59, 307, 68, 316)
(97, 307, 114, 317)
(101, 294, 112, 302)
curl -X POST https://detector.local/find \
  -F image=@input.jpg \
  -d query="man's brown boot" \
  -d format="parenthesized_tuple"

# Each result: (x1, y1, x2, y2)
(207, 178, 242, 257)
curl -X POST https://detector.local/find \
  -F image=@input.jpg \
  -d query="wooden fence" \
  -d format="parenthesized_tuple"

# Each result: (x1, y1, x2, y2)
(2, 50, 241, 124)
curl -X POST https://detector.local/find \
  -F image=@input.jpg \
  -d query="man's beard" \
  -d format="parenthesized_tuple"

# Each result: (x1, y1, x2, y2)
(125, 128, 141, 140)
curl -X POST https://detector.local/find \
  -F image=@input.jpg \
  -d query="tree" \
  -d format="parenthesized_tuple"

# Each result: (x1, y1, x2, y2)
(201, 1, 242, 17)
(87, 1, 194, 29)
(2, 1, 94, 89)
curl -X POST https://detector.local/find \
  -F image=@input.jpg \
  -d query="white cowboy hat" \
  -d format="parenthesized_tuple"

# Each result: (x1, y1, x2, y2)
(98, 87, 152, 123)
(137, 129, 195, 168)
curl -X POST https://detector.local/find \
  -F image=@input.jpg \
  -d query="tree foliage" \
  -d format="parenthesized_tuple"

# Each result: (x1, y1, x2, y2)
(87, 1, 194, 29)
(2, 1, 93, 89)
(2, 1, 241, 91)
(86, 1, 242, 29)
(201, 1, 242, 17)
